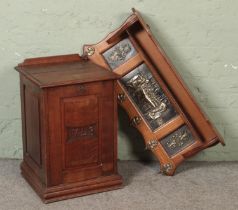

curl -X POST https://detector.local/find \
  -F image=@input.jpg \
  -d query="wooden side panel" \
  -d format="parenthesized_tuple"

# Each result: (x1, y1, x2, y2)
(20, 76, 47, 183)
(24, 86, 41, 166)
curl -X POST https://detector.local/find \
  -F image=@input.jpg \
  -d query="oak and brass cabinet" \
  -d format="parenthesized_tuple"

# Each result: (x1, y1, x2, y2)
(83, 9, 225, 175)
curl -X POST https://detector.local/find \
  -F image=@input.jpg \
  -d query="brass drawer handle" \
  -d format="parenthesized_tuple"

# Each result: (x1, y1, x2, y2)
(145, 139, 159, 150)
(117, 93, 126, 103)
(130, 116, 142, 127)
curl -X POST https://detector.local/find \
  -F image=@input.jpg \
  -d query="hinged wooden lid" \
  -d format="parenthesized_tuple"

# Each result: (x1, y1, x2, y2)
(15, 54, 118, 88)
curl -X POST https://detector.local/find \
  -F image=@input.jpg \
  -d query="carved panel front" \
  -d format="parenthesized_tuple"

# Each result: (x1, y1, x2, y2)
(62, 95, 99, 168)
(160, 125, 196, 157)
(103, 38, 137, 70)
(67, 124, 97, 142)
(120, 63, 178, 131)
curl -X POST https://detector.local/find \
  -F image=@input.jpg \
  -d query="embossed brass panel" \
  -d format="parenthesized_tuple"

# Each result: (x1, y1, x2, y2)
(160, 125, 196, 157)
(103, 38, 137, 70)
(120, 63, 178, 131)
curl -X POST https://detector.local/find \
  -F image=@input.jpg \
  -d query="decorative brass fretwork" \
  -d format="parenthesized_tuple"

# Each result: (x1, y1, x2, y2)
(103, 38, 137, 69)
(117, 93, 126, 103)
(160, 125, 195, 157)
(130, 116, 142, 127)
(108, 43, 131, 63)
(146, 139, 159, 150)
(161, 163, 173, 175)
(87, 47, 95, 56)
(120, 64, 178, 131)
(167, 130, 189, 149)
(126, 74, 167, 121)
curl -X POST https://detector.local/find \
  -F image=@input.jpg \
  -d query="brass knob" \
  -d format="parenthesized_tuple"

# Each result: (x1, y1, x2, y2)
(130, 116, 142, 127)
(160, 163, 173, 175)
(77, 85, 86, 93)
(87, 47, 95, 56)
(145, 139, 159, 150)
(117, 93, 126, 103)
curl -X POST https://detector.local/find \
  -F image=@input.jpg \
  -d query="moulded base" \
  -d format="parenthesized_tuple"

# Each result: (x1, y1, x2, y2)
(20, 162, 123, 203)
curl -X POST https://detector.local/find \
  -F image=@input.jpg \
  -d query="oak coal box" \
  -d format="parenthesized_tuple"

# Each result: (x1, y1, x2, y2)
(16, 55, 122, 203)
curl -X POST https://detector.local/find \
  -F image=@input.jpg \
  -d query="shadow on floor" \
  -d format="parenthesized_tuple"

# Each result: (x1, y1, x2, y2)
(118, 107, 159, 185)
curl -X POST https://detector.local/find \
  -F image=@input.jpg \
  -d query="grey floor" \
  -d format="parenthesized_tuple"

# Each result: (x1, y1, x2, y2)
(0, 160, 238, 210)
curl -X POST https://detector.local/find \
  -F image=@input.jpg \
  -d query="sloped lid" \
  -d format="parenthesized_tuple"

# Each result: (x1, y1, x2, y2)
(16, 59, 118, 88)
